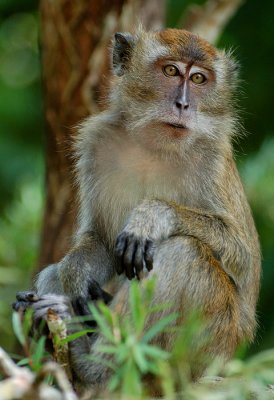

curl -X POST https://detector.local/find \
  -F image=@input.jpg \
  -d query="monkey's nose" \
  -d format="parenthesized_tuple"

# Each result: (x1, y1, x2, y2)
(175, 100, 189, 110)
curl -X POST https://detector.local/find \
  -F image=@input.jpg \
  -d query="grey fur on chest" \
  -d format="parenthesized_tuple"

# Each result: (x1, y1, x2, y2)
(89, 137, 218, 245)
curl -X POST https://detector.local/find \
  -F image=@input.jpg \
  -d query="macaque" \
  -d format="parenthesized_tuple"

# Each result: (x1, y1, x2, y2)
(14, 28, 261, 391)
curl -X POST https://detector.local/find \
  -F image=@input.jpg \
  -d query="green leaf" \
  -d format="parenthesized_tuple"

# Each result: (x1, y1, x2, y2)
(88, 303, 115, 343)
(247, 349, 274, 368)
(142, 312, 178, 343)
(44, 374, 54, 385)
(141, 343, 170, 360)
(116, 343, 130, 363)
(12, 311, 26, 346)
(22, 308, 34, 338)
(121, 361, 142, 396)
(87, 354, 115, 371)
(130, 281, 145, 334)
(157, 361, 175, 397)
(108, 372, 121, 391)
(59, 329, 95, 345)
(8, 352, 24, 361)
(17, 357, 29, 366)
(142, 278, 156, 304)
(133, 345, 148, 372)
(97, 344, 119, 354)
(32, 335, 46, 370)
(96, 302, 114, 325)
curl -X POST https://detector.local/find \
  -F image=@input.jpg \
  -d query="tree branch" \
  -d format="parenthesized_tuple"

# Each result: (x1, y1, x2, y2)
(47, 308, 73, 383)
(182, 0, 245, 44)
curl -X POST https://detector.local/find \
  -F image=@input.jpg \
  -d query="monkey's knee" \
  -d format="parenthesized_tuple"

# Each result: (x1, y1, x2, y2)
(154, 235, 198, 262)
(152, 236, 198, 281)
(152, 236, 239, 317)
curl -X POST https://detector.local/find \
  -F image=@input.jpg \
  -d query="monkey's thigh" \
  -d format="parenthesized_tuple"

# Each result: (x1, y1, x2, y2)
(151, 236, 241, 359)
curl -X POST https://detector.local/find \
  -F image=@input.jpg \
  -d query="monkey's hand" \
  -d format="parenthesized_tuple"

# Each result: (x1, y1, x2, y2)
(12, 291, 72, 351)
(13, 282, 112, 333)
(13, 291, 72, 324)
(115, 199, 177, 279)
(71, 279, 113, 327)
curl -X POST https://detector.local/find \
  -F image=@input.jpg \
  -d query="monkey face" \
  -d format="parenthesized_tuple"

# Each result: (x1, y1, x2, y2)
(112, 29, 239, 153)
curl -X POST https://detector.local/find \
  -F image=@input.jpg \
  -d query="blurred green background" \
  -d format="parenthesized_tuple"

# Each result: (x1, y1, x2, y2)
(0, 0, 273, 355)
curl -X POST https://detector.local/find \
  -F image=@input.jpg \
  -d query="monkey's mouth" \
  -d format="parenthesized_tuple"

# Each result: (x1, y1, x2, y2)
(165, 122, 187, 129)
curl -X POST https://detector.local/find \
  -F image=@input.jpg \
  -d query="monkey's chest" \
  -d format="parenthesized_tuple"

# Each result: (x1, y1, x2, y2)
(92, 152, 186, 245)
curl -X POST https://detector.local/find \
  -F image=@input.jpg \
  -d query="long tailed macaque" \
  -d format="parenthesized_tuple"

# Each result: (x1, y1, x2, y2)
(14, 28, 261, 391)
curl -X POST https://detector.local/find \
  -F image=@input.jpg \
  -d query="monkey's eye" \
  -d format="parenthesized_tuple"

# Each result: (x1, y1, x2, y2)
(163, 65, 179, 77)
(190, 73, 206, 84)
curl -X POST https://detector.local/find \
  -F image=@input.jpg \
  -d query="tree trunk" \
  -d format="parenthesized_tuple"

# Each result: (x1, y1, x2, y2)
(38, 0, 165, 269)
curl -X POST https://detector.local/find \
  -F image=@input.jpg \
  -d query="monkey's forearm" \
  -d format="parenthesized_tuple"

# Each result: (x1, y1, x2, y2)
(121, 199, 253, 287)
(172, 205, 253, 286)
(59, 231, 114, 298)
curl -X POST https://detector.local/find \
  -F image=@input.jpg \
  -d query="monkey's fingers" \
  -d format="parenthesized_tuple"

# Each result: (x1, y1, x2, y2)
(134, 241, 145, 279)
(72, 296, 92, 317)
(13, 291, 40, 312)
(12, 300, 32, 312)
(26, 295, 71, 323)
(16, 291, 39, 303)
(115, 232, 128, 275)
(144, 240, 154, 271)
(116, 233, 154, 279)
(88, 279, 113, 304)
(123, 239, 137, 280)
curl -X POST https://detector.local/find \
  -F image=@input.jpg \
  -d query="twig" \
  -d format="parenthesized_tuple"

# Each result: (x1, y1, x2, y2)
(34, 361, 78, 400)
(0, 346, 78, 400)
(0, 347, 34, 400)
(182, 0, 245, 44)
(46, 308, 73, 382)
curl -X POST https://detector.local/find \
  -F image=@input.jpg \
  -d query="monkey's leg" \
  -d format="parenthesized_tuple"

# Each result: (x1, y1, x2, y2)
(147, 236, 242, 361)
(70, 236, 243, 387)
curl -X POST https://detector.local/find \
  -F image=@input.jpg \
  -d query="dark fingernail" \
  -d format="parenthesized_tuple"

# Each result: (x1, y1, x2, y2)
(27, 293, 39, 301)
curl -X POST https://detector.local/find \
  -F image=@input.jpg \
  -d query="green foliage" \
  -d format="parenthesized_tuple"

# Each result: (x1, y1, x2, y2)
(80, 279, 274, 399)
(240, 138, 274, 251)
(12, 309, 48, 373)
(5, 278, 274, 399)
(0, 7, 43, 209)
(240, 139, 274, 352)
(87, 280, 177, 397)
(0, 179, 43, 350)
(0, 12, 39, 87)
(188, 350, 274, 400)
(0, 178, 43, 271)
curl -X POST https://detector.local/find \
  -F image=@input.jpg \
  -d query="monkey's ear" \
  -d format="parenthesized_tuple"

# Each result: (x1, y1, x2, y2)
(112, 32, 136, 76)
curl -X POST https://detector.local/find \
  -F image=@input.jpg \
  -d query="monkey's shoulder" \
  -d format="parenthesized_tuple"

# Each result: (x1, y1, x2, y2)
(75, 110, 123, 150)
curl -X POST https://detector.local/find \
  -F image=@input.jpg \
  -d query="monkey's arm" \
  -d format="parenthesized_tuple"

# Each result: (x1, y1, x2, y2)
(34, 231, 114, 318)
(173, 205, 253, 286)
(13, 278, 112, 341)
(116, 199, 255, 288)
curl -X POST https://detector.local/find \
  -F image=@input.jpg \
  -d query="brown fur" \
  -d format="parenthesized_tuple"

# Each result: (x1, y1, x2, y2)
(158, 29, 217, 65)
